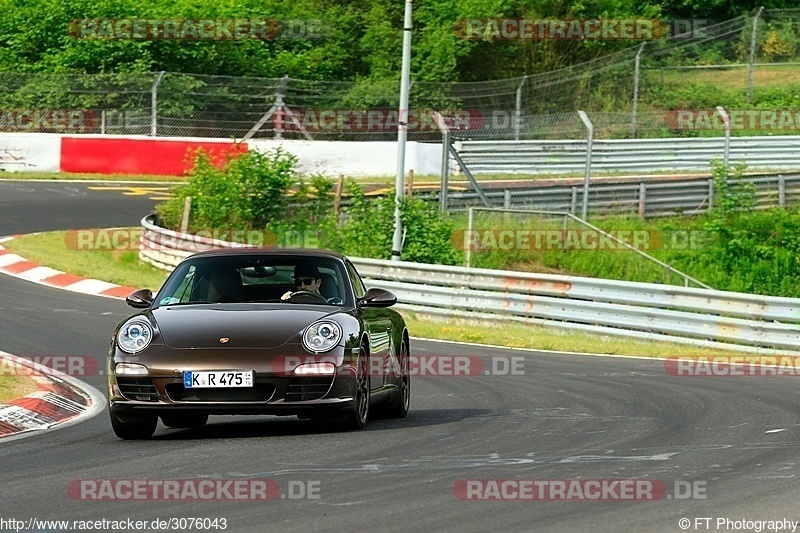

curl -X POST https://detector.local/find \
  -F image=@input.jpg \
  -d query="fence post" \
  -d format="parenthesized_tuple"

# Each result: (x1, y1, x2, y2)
(746, 7, 764, 104)
(632, 42, 646, 138)
(708, 179, 715, 210)
(436, 113, 451, 214)
(779, 175, 786, 207)
(334, 174, 344, 214)
(150, 71, 165, 137)
(716, 106, 731, 167)
(466, 207, 474, 268)
(569, 187, 577, 215)
(577, 110, 594, 220)
(274, 76, 289, 140)
(638, 182, 646, 219)
(180, 197, 192, 233)
(243, 76, 294, 141)
(514, 76, 527, 141)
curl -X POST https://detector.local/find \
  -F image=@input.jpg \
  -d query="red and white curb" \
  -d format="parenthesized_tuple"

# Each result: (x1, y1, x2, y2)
(0, 352, 105, 442)
(0, 237, 137, 299)
(0, 236, 117, 440)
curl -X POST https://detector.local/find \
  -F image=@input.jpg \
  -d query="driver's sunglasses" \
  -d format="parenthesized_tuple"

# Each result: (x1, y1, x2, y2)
(295, 278, 317, 286)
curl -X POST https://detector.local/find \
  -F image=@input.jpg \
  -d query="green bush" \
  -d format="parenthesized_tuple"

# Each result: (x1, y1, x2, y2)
(156, 154, 460, 265)
(323, 182, 461, 265)
(156, 147, 297, 233)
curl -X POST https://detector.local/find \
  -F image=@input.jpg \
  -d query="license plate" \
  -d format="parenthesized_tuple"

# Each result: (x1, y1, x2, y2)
(183, 370, 254, 388)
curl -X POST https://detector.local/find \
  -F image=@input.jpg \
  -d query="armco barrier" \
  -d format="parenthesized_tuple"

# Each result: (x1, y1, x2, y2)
(139, 215, 800, 354)
(454, 136, 800, 175)
(444, 172, 800, 216)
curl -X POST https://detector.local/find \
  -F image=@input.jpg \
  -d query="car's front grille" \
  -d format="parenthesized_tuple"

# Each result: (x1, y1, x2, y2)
(284, 378, 334, 402)
(164, 383, 276, 402)
(117, 377, 159, 402)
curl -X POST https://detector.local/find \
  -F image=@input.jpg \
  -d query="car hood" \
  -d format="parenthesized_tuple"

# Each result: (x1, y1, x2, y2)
(150, 304, 348, 349)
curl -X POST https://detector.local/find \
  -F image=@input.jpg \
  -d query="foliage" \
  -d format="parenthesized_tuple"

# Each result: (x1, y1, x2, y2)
(324, 183, 395, 260)
(760, 23, 800, 62)
(462, 197, 800, 298)
(322, 182, 461, 265)
(0, 0, 785, 83)
(707, 159, 756, 219)
(400, 198, 462, 265)
(156, 147, 297, 233)
(156, 154, 460, 265)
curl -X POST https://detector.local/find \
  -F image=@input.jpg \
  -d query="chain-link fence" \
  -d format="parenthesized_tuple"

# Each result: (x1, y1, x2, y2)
(0, 9, 798, 141)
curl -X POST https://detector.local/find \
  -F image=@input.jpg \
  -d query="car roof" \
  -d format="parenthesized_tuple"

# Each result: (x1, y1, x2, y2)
(185, 247, 349, 262)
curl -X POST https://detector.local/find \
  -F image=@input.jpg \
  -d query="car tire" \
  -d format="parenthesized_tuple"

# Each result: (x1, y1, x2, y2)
(160, 414, 208, 429)
(109, 411, 158, 440)
(341, 346, 370, 430)
(381, 338, 410, 419)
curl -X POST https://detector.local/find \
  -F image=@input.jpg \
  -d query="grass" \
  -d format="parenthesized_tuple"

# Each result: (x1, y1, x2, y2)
(0, 169, 725, 187)
(3, 230, 169, 290)
(402, 312, 768, 358)
(0, 374, 38, 403)
(0, 171, 185, 182)
(2, 228, 769, 359)
(656, 63, 800, 91)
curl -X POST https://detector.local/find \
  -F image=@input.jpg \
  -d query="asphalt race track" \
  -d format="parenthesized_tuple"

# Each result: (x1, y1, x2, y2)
(1, 180, 800, 532)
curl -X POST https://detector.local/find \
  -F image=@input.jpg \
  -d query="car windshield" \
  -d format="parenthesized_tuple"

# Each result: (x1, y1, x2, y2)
(154, 254, 351, 307)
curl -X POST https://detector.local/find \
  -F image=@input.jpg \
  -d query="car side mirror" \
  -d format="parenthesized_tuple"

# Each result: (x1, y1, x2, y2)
(358, 287, 397, 308)
(126, 288, 154, 309)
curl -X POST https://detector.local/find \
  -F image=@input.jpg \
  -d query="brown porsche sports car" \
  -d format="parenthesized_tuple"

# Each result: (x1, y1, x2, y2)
(107, 249, 410, 439)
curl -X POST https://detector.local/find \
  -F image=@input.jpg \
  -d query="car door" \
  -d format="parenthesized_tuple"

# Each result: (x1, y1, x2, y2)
(346, 260, 391, 390)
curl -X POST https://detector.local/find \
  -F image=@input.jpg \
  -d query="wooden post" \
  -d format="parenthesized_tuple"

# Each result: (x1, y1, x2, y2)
(334, 174, 344, 214)
(406, 169, 414, 196)
(638, 182, 646, 219)
(180, 196, 192, 233)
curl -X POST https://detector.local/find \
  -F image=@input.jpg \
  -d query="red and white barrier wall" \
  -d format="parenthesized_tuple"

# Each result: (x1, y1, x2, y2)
(0, 133, 442, 177)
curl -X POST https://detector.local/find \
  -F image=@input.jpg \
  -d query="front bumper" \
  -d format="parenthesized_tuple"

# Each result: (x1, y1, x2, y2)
(108, 343, 360, 417)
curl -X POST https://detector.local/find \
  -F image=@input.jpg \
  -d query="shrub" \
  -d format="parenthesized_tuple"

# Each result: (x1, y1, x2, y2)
(322, 181, 461, 265)
(157, 154, 460, 265)
(156, 147, 298, 235)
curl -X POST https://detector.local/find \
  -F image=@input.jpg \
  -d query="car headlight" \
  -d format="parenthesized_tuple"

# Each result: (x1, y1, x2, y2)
(117, 319, 153, 354)
(302, 321, 342, 353)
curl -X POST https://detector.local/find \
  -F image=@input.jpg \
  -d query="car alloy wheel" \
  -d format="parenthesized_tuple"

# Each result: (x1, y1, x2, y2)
(382, 339, 410, 419)
(343, 344, 370, 430)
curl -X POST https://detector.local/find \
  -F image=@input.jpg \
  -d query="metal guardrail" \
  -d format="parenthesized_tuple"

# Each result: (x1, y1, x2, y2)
(444, 172, 800, 216)
(139, 215, 800, 354)
(454, 136, 800, 175)
(353, 258, 800, 354)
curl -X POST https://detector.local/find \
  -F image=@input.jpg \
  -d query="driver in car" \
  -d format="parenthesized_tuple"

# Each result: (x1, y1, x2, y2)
(281, 265, 324, 301)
